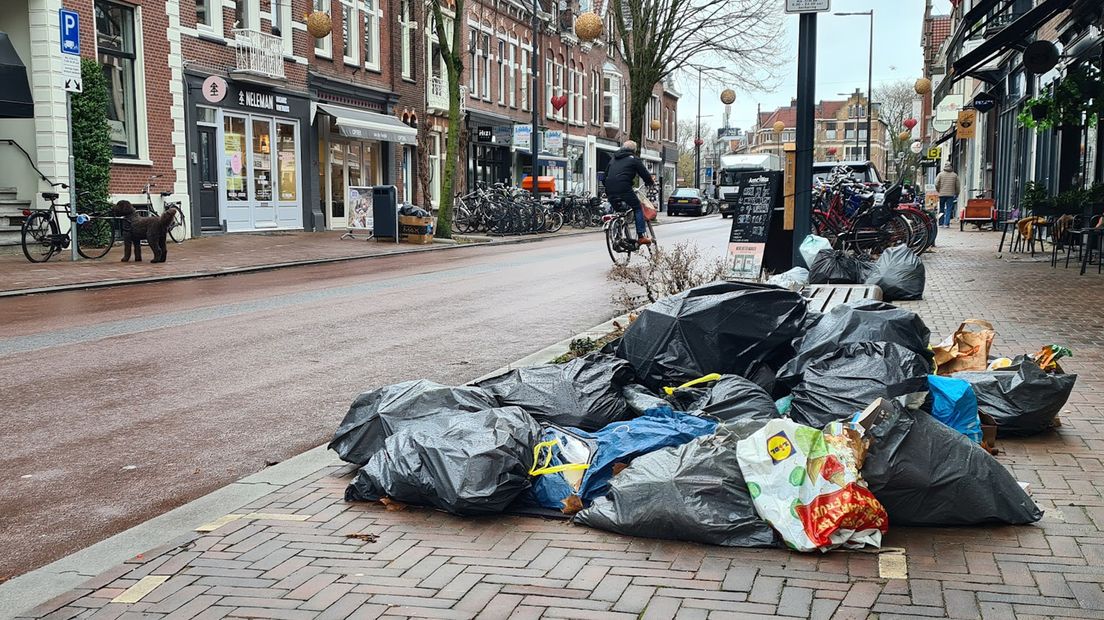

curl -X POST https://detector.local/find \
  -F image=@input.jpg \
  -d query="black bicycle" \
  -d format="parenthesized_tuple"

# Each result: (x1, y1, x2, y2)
(604, 193, 656, 265)
(138, 174, 186, 243)
(21, 183, 117, 262)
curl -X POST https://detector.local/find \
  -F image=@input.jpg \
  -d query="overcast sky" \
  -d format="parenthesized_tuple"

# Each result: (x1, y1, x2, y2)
(679, 0, 955, 135)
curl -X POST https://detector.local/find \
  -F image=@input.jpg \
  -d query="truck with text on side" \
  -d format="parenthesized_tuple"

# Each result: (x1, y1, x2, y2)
(717, 153, 783, 218)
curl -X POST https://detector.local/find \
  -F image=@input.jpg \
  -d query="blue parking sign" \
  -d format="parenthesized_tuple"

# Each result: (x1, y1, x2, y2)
(60, 9, 80, 55)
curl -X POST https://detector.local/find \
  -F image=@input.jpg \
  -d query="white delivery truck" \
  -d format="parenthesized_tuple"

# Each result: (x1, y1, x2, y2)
(716, 153, 782, 218)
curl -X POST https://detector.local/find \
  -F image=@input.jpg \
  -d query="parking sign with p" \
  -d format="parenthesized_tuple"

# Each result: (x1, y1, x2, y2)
(60, 9, 80, 55)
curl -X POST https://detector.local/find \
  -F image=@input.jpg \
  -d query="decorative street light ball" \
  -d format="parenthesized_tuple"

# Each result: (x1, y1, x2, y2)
(903, 118, 918, 130)
(574, 12, 603, 42)
(720, 89, 736, 105)
(694, 138, 704, 147)
(827, 146, 838, 155)
(899, 131, 912, 142)
(650, 119, 661, 131)
(914, 78, 932, 95)
(306, 11, 333, 38)
(772, 121, 785, 134)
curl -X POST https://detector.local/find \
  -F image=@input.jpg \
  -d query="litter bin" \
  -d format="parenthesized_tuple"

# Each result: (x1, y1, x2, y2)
(372, 185, 398, 242)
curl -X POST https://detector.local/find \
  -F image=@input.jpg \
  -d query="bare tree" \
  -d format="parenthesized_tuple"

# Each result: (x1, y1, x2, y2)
(874, 80, 921, 183)
(610, 0, 783, 145)
(676, 119, 709, 183)
(427, 0, 464, 238)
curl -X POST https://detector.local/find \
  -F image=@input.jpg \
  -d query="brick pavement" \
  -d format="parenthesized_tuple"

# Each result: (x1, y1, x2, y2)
(15, 227, 1104, 619)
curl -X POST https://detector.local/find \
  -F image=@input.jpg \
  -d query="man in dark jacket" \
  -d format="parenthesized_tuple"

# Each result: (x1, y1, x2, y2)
(604, 140, 656, 244)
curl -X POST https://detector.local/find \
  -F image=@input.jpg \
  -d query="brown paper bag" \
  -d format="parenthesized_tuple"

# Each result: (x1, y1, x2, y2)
(933, 319, 995, 375)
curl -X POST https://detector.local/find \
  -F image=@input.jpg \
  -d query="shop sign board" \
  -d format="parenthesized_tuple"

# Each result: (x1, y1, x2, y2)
(513, 124, 531, 149)
(347, 186, 373, 230)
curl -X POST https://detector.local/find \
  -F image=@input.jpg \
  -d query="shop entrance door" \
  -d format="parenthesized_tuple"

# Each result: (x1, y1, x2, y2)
(251, 118, 277, 228)
(197, 125, 220, 230)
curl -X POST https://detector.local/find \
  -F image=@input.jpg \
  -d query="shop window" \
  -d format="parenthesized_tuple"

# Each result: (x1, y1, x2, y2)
(363, 0, 380, 71)
(196, 105, 217, 125)
(96, 0, 140, 158)
(224, 115, 247, 202)
(340, 0, 358, 65)
(276, 123, 297, 202)
(400, 0, 414, 80)
(314, 0, 332, 57)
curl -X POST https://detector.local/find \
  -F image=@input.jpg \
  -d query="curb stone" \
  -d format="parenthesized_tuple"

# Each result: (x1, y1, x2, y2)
(0, 311, 632, 617)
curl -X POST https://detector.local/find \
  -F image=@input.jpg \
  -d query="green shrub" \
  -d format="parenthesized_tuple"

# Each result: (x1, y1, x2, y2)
(72, 59, 112, 213)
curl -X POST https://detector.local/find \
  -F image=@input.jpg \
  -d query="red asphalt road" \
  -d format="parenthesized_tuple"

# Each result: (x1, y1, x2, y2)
(0, 217, 729, 578)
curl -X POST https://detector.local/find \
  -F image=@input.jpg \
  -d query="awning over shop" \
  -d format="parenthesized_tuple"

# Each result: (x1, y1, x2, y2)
(318, 103, 417, 145)
(0, 32, 33, 119)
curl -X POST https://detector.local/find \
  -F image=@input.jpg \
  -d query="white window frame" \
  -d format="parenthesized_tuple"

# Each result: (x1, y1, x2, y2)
(362, 0, 381, 71)
(195, 0, 223, 35)
(468, 27, 479, 97)
(602, 73, 620, 128)
(314, 0, 332, 58)
(272, 0, 292, 55)
(95, 0, 152, 165)
(508, 43, 517, 108)
(400, 0, 414, 80)
(237, 0, 260, 30)
(520, 46, 530, 111)
(544, 56, 554, 119)
(497, 39, 506, 105)
(340, 0, 359, 66)
(481, 34, 491, 101)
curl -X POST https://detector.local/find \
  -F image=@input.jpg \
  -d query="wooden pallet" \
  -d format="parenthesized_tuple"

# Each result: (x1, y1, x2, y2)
(802, 284, 883, 313)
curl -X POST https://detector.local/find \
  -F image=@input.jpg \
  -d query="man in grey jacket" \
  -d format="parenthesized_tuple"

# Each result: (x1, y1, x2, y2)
(936, 163, 961, 227)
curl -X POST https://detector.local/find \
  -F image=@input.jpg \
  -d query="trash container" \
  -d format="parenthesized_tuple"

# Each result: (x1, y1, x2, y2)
(372, 185, 399, 242)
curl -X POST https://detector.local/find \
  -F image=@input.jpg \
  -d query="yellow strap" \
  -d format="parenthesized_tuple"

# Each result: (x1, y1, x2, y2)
(662, 373, 723, 396)
(529, 440, 590, 476)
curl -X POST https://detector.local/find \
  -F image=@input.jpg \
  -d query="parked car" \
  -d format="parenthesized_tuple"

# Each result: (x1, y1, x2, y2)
(813, 159, 886, 204)
(667, 188, 706, 216)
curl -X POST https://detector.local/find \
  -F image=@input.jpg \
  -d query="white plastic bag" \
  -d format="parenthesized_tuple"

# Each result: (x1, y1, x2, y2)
(799, 235, 832, 269)
(767, 267, 810, 291)
(735, 418, 887, 552)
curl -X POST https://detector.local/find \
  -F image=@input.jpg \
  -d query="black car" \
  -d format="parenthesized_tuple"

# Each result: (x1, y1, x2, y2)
(667, 188, 706, 216)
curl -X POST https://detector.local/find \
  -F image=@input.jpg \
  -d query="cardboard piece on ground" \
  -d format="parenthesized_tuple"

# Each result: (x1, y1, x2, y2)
(400, 215, 434, 245)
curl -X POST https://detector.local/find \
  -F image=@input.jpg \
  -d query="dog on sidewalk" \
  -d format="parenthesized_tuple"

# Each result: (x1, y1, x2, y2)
(113, 200, 179, 263)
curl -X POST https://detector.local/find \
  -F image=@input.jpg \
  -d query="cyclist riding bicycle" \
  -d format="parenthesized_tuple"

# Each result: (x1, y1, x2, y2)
(604, 140, 655, 245)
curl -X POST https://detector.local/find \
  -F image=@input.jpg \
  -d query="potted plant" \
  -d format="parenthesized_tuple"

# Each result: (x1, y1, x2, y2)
(1020, 181, 1051, 216)
(1054, 187, 1087, 216)
(1018, 64, 1103, 130)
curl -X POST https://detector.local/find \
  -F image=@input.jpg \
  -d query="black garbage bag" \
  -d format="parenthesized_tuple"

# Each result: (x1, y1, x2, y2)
(623, 384, 668, 415)
(954, 362, 1076, 436)
(665, 375, 779, 422)
(788, 342, 930, 428)
(865, 245, 926, 301)
(615, 281, 806, 392)
(861, 399, 1043, 526)
(777, 300, 932, 389)
(476, 353, 634, 432)
(574, 429, 776, 547)
(329, 380, 499, 465)
(345, 406, 541, 515)
(399, 204, 430, 217)
(809, 249, 865, 284)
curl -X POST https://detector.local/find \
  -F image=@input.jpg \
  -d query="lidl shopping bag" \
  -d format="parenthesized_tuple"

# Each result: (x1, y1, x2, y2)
(736, 418, 888, 552)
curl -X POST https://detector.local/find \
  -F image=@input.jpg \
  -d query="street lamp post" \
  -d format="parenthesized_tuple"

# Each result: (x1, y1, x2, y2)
(835, 10, 874, 160)
(530, 0, 542, 204)
(695, 67, 702, 190)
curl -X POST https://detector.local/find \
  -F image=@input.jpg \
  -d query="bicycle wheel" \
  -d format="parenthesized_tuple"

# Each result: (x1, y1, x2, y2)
(606, 223, 631, 266)
(846, 213, 912, 256)
(643, 220, 657, 255)
(21, 211, 60, 263)
(77, 215, 116, 259)
(545, 210, 564, 233)
(168, 208, 186, 243)
(453, 201, 474, 234)
(896, 209, 932, 254)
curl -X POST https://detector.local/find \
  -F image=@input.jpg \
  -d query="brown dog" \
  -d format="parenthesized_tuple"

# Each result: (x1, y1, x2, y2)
(113, 200, 179, 263)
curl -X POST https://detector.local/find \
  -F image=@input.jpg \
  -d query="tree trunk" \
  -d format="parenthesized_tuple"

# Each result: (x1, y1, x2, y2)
(436, 61, 462, 239)
(627, 75, 652, 146)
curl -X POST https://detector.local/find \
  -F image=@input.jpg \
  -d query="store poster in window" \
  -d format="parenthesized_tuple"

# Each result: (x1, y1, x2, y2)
(224, 132, 246, 201)
(347, 186, 373, 230)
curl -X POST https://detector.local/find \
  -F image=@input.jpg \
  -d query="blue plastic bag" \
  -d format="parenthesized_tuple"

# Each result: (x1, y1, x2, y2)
(928, 375, 982, 443)
(529, 407, 717, 511)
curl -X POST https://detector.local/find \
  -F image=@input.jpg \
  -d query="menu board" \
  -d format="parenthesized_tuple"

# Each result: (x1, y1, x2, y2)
(727, 171, 782, 280)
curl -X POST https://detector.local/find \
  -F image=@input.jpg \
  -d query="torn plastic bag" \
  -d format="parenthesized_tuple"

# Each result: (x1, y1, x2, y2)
(615, 281, 806, 392)
(574, 429, 776, 547)
(345, 406, 541, 515)
(736, 418, 888, 552)
(329, 380, 499, 465)
(767, 267, 810, 291)
(865, 245, 925, 301)
(623, 384, 668, 415)
(953, 361, 1076, 437)
(527, 407, 718, 511)
(809, 249, 865, 284)
(858, 398, 1043, 526)
(777, 300, 932, 389)
(788, 342, 931, 428)
(927, 375, 981, 443)
(476, 353, 635, 432)
(799, 234, 832, 269)
(664, 375, 780, 423)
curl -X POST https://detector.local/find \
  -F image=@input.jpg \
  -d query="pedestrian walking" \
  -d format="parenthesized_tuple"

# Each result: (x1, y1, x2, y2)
(936, 163, 961, 228)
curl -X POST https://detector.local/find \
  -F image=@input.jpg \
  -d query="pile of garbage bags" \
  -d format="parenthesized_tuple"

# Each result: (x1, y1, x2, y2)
(802, 236, 926, 301)
(331, 281, 1059, 553)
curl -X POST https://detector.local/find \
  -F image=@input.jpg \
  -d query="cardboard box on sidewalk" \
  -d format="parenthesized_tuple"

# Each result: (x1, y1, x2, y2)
(399, 215, 434, 245)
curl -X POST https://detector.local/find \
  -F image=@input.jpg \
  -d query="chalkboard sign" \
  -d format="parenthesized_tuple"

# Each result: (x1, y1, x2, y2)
(727, 170, 783, 279)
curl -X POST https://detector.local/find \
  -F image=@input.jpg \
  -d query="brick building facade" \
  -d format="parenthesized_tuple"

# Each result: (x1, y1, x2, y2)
(0, 0, 678, 244)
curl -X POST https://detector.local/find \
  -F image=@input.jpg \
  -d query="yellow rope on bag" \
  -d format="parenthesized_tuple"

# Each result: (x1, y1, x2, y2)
(662, 373, 723, 396)
(529, 440, 590, 476)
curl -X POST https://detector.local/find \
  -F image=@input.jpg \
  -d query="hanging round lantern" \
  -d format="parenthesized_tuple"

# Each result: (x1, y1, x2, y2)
(903, 118, 918, 130)
(694, 137, 704, 147)
(899, 131, 912, 142)
(827, 146, 838, 155)
(306, 11, 333, 38)
(720, 89, 736, 105)
(914, 77, 932, 95)
(574, 12, 603, 42)
(650, 119, 661, 131)
(772, 121, 785, 134)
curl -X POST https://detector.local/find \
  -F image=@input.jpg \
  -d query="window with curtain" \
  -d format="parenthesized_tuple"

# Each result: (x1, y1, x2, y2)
(362, 0, 380, 70)
(96, 0, 139, 158)
(314, 0, 332, 57)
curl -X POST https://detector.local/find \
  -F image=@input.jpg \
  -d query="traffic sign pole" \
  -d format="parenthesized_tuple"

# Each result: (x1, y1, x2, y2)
(60, 8, 81, 260)
(68, 91, 77, 261)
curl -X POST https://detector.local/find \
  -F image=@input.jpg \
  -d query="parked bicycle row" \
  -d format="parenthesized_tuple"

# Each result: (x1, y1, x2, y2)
(452, 183, 609, 236)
